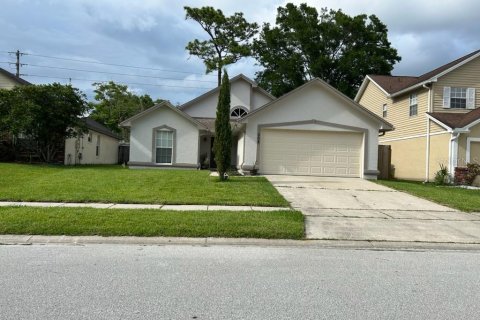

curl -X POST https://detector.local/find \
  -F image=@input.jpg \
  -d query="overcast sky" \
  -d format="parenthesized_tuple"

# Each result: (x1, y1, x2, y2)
(1, 0, 479, 104)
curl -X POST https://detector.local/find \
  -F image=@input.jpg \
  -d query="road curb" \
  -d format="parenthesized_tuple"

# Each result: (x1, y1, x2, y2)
(1, 235, 480, 251)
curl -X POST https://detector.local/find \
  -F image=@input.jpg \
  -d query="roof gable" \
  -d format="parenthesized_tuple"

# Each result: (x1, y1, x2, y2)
(178, 74, 275, 112)
(84, 117, 121, 139)
(428, 108, 480, 130)
(240, 78, 393, 131)
(356, 49, 480, 99)
(119, 101, 208, 129)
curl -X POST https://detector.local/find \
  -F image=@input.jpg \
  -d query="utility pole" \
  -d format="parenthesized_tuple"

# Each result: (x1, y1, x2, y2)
(8, 49, 25, 77)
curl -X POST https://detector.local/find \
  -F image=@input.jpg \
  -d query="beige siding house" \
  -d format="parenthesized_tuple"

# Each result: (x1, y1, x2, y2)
(355, 50, 480, 180)
(121, 74, 393, 179)
(0, 68, 30, 89)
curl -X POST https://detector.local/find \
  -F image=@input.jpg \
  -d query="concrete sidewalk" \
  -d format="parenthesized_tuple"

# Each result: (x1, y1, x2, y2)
(0, 201, 290, 211)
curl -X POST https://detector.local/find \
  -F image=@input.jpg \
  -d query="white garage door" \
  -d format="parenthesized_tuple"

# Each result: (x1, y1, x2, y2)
(259, 129, 363, 177)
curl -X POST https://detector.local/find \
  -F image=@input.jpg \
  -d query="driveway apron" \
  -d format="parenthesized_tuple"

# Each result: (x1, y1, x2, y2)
(266, 175, 480, 244)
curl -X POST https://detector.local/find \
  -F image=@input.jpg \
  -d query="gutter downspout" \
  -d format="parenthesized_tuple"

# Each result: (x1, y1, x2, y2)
(424, 84, 432, 182)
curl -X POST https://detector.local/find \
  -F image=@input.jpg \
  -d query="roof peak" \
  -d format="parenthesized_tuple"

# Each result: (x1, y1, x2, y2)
(365, 49, 480, 95)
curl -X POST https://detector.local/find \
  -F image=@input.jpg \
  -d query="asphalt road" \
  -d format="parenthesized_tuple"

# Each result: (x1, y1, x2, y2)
(1, 244, 479, 320)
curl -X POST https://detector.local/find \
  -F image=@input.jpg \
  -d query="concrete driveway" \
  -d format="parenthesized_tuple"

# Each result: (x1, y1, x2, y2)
(266, 175, 480, 244)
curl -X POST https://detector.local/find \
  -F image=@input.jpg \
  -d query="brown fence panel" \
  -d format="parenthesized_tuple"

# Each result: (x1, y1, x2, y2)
(378, 145, 391, 180)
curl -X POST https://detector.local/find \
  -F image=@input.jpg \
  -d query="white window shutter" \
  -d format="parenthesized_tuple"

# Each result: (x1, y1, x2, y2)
(443, 87, 451, 108)
(467, 88, 475, 109)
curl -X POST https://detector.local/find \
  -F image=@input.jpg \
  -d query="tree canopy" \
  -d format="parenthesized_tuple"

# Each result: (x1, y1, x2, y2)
(185, 6, 258, 85)
(214, 70, 232, 181)
(89, 81, 162, 139)
(253, 3, 401, 98)
(0, 83, 89, 162)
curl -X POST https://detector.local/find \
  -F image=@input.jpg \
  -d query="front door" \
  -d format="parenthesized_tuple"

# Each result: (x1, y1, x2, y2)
(210, 137, 217, 169)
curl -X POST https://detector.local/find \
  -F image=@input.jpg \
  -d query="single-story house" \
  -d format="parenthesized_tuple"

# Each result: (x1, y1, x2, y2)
(120, 74, 393, 179)
(64, 117, 121, 165)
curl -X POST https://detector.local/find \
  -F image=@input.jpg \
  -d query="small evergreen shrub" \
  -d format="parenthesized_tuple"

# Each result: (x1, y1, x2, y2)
(434, 164, 449, 185)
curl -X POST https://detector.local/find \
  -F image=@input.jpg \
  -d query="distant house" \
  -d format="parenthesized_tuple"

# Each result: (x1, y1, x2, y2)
(0, 67, 31, 89)
(0, 68, 31, 160)
(120, 74, 392, 179)
(355, 50, 480, 181)
(64, 118, 121, 165)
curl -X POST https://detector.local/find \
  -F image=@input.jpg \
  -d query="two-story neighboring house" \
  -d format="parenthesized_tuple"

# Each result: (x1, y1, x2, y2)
(355, 50, 480, 181)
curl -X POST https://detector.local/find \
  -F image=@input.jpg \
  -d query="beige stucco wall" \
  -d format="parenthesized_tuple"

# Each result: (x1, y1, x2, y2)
(432, 56, 480, 113)
(129, 106, 199, 165)
(251, 88, 273, 111)
(242, 81, 382, 177)
(386, 133, 450, 181)
(64, 129, 119, 165)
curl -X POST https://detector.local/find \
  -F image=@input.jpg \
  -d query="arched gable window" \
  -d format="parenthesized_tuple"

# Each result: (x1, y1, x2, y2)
(230, 106, 248, 118)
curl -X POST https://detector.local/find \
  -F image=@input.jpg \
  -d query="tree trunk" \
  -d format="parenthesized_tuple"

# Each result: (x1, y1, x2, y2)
(217, 68, 222, 87)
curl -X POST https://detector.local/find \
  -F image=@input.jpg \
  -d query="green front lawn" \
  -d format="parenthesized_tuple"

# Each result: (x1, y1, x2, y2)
(0, 163, 288, 206)
(376, 179, 480, 212)
(0, 207, 304, 239)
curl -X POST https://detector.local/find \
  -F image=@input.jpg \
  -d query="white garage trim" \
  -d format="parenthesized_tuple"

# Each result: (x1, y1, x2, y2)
(254, 120, 371, 176)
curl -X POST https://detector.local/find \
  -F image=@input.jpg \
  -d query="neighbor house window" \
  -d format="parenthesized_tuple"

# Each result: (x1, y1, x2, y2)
(87, 133, 92, 142)
(96, 135, 100, 156)
(230, 107, 248, 118)
(155, 130, 173, 164)
(443, 87, 475, 109)
(450, 87, 467, 109)
(382, 104, 388, 117)
(409, 93, 418, 116)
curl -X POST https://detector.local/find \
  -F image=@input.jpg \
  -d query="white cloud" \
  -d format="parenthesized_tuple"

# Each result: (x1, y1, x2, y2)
(1, 0, 479, 103)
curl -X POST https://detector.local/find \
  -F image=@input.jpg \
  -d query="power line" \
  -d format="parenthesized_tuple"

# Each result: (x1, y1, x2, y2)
(24, 74, 214, 90)
(18, 62, 218, 83)
(21, 52, 216, 77)
(0, 61, 215, 89)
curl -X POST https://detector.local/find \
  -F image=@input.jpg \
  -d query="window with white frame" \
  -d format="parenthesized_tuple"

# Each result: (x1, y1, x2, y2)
(382, 104, 388, 118)
(450, 87, 467, 109)
(230, 107, 248, 118)
(443, 87, 475, 109)
(409, 93, 418, 116)
(155, 130, 173, 164)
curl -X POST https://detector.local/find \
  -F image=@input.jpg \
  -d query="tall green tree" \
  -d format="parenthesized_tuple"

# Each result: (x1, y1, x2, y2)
(214, 70, 232, 181)
(90, 81, 158, 139)
(0, 83, 89, 162)
(253, 3, 401, 98)
(184, 6, 258, 85)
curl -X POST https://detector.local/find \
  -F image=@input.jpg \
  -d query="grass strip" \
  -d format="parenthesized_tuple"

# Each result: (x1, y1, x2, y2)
(376, 179, 480, 212)
(0, 206, 304, 239)
(0, 163, 288, 207)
